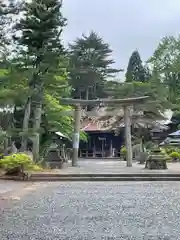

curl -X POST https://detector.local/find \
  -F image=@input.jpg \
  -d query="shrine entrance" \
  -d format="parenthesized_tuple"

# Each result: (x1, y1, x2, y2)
(79, 131, 123, 158)
(60, 96, 149, 167)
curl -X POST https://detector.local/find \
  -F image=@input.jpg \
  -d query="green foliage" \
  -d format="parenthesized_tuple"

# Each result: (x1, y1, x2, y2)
(120, 146, 127, 155)
(100, 76, 171, 135)
(164, 147, 174, 155)
(13, 0, 67, 95)
(43, 94, 73, 137)
(169, 151, 180, 159)
(161, 147, 180, 155)
(0, 153, 32, 171)
(148, 36, 180, 72)
(68, 31, 121, 99)
(126, 50, 149, 82)
(0, 153, 44, 171)
(11, 0, 70, 160)
(28, 163, 43, 172)
(105, 80, 170, 120)
(148, 36, 180, 105)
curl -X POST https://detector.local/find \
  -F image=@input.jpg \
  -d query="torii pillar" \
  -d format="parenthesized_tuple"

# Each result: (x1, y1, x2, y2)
(72, 104, 81, 166)
(124, 106, 132, 167)
(60, 99, 101, 167)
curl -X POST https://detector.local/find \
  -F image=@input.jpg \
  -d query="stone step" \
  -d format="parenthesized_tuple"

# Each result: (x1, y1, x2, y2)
(31, 173, 180, 178)
(2, 173, 180, 181)
(29, 176, 180, 182)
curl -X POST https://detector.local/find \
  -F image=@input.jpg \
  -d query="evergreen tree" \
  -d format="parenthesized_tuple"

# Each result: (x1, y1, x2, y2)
(126, 50, 147, 82)
(68, 31, 121, 100)
(13, 0, 67, 161)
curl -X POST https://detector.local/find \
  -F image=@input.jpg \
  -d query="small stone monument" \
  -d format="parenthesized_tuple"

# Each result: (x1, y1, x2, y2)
(44, 142, 64, 169)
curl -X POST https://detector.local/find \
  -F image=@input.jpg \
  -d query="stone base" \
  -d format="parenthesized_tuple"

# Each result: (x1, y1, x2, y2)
(145, 159, 167, 170)
(46, 161, 63, 169)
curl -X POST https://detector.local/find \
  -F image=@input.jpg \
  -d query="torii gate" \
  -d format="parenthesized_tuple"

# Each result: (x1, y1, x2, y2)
(60, 96, 149, 167)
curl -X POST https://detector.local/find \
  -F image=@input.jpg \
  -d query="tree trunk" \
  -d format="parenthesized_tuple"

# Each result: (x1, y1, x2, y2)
(32, 102, 42, 162)
(21, 97, 31, 151)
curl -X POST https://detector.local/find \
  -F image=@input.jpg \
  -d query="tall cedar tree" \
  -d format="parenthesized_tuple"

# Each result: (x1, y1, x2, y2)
(69, 31, 121, 100)
(126, 50, 147, 82)
(14, 0, 66, 160)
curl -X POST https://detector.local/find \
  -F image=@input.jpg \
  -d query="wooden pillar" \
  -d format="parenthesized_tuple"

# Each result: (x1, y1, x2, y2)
(93, 138, 95, 157)
(72, 104, 81, 167)
(110, 139, 113, 157)
(124, 105, 132, 167)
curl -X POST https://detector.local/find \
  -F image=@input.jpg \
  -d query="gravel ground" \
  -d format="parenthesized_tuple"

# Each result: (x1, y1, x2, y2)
(0, 181, 29, 195)
(1, 182, 180, 239)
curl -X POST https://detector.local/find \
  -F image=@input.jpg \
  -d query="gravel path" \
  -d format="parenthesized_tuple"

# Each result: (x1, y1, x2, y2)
(1, 182, 180, 239)
(0, 181, 29, 195)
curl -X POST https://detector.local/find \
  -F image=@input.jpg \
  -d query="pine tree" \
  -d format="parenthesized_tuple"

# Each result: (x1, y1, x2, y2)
(68, 31, 121, 100)
(13, 0, 67, 161)
(126, 50, 147, 82)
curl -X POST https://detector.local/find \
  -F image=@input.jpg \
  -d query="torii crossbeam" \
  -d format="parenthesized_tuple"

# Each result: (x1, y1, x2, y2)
(60, 96, 149, 167)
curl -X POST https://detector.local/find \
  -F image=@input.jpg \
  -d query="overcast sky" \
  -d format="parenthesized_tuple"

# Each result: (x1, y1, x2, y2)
(62, 0, 180, 79)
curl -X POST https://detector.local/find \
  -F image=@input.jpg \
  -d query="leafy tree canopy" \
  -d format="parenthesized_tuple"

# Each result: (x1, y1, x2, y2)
(148, 36, 180, 105)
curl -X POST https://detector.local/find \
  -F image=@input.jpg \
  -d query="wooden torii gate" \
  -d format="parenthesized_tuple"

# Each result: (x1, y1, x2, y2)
(60, 96, 149, 167)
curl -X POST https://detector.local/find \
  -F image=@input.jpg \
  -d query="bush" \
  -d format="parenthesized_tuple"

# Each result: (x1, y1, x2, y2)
(169, 152, 180, 160)
(28, 164, 43, 171)
(120, 146, 127, 155)
(164, 147, 180, 155)
(0, 153, 33, 171)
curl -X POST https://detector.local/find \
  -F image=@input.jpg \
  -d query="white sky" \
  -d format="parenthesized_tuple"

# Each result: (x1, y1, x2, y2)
(62, 0, 180, 79)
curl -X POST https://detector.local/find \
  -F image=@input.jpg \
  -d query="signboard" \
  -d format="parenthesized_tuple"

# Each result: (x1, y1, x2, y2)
(99, 137, 106, 141)
(73, 133, 79, 149)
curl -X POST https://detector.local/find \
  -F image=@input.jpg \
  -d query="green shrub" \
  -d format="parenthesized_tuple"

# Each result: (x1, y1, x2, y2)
(164, 147, 180, 154)
(0, 153, 33, 171)
(169, 152, 180, 159)
(28, 164, 43, 171)
(120, 146, 127, 155)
